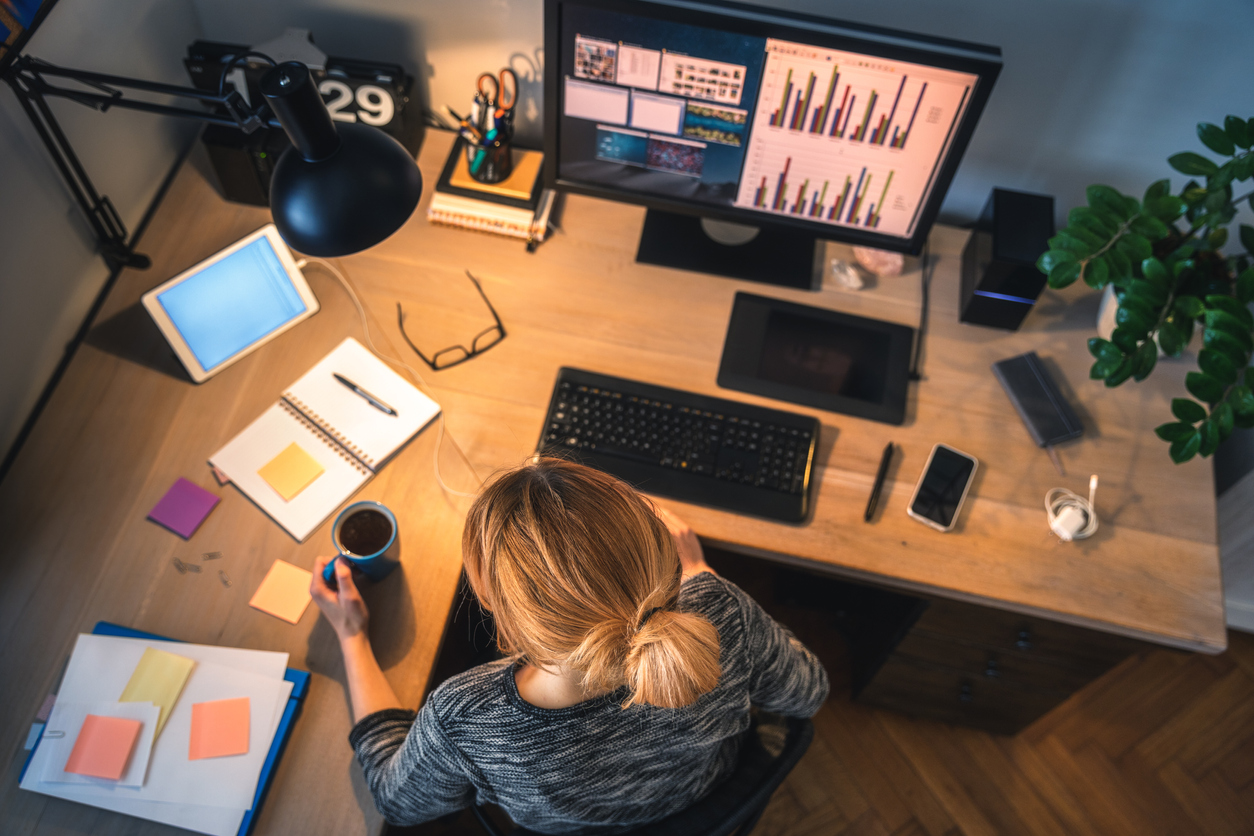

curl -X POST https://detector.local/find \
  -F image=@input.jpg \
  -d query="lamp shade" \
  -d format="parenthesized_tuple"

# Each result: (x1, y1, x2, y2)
(260, 62, 422, 257)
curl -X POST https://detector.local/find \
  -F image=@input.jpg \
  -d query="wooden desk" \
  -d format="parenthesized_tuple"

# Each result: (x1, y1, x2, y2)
(0, 130, 1225, 834)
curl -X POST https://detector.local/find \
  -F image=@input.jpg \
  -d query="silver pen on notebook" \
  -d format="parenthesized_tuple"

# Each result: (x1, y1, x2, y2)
(333, 373, 397, 416)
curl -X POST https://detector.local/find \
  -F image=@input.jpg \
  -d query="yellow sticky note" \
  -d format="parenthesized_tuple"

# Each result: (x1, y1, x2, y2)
(249, 559, 313, 624)
(257, 442, 324, 501)
(119, 647, 196, 740)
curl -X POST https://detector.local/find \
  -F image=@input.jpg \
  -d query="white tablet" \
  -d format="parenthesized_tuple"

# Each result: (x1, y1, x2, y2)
(141, 225, 320, 383)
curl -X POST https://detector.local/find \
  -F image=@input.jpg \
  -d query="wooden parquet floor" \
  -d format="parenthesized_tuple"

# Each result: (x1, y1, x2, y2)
(395, 553, 1254, 836)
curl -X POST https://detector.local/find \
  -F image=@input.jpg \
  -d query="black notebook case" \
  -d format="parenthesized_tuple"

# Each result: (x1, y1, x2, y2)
(991, 352, 1083, 447)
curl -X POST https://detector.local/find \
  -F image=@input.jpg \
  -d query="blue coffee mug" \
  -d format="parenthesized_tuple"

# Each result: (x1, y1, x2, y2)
(322, 501, 400, 584)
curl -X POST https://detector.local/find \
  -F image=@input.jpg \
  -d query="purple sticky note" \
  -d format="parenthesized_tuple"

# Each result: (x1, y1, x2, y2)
(148, 478, 220, 539)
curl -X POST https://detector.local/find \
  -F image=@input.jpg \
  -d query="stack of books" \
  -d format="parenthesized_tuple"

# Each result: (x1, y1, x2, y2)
(427, 137, 554, 246)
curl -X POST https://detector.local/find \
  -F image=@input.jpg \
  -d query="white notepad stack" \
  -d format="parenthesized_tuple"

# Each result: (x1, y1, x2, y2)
(209, 337, 440, 541)
(21, 635, 294, 836)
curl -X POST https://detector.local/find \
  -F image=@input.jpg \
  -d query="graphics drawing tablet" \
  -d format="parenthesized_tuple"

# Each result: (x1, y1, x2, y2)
(717, 292, 914, 425)
(141, 225, 319, 383)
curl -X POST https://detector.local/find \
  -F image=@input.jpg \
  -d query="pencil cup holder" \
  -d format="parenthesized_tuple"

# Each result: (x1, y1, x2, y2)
(323, 501, 400, 584)
(467, 137, 513, 183)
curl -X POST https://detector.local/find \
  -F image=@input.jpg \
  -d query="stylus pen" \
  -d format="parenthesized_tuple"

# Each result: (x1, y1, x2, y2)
(333, 373, 396, 416)
(864, 442, 894, 522)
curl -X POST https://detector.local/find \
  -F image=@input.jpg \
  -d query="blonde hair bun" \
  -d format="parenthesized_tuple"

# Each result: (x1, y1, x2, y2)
(624, 609, 721, 709)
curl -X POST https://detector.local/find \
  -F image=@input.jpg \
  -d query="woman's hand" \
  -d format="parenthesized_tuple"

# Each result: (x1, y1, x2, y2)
(310, 556, 370, 641)
(657, 507, 715, 579)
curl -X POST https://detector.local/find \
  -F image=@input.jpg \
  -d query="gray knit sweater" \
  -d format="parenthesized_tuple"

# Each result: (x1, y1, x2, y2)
(348, 572, 830, 834)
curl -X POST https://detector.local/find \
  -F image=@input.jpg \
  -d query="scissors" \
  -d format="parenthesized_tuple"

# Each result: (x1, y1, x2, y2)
(477, 67, 518, 117)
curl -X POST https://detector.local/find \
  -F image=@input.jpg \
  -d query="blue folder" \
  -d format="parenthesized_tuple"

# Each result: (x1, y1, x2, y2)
(20, 621, 311, 836)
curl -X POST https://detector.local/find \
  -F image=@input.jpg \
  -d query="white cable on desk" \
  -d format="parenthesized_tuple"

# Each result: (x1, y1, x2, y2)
(1045, 474, 1099, 542)
(297, 257, 482, 498)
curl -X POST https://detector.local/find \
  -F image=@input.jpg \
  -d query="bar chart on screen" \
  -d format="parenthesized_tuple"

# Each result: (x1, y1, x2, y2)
(735, 38, 978, 237)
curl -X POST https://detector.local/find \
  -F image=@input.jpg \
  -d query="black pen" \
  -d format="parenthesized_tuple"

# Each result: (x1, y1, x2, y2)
(864, 442, 894, 522)
(333, 373, 397, 416)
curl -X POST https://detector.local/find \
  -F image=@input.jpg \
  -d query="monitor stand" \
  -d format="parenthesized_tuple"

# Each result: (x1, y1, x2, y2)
(635, 209, 820, 290)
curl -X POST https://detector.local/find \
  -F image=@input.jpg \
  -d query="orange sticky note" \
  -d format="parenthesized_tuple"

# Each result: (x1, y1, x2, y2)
(189, 697, 250, 760)
(248, 559, 313, 624)
(64, 714, 142, 780)
(257, 442, 324, 501)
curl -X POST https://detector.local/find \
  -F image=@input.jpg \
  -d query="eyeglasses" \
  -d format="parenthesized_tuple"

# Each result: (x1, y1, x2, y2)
(397, 270, 506, 370)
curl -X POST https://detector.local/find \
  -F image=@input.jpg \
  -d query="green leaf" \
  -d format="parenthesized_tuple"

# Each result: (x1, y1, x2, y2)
(1169, 429, 1202, 463)
(1144, 195, 1185, 221)
(1111, 326, 1140, 353)
(1198, 348, 1239, 385)
(1204, 187, 1229, 213)
(1208, 228, 1229, 249)
(1170, 152, 1219, 177)
(1105, 354, 1136, 387)
(1158, 320, 1186, 356)
(1141, 257, 1169, 287)
(1172, 258, 1196, 280)
(1087, 184, 1133, 221)
(1047, 260, 1082, 288)
(1155, 421, 1196, 441)
(1186, 371, 1225, 403)
(1083, 256, 1110, 288)
(1206, 295, 1254, 327)
(1204, 329, 1252, 366)
(1230, 384, 1254, 416)
(1175, 295, 1205, 319)
(1242, 225, 1254, 255)
(1225, 115, 1252, 149)
(1069, 206, 1115, 236)
(1213, 401, 1235, 440)
(1199, 122, 1236, 156)
(1131, 339, 1157, 381)
(1130, 215, 1171, 239)
(1204, 309, 1254, 344)
(1184, 185, 1209, 206)
(1106, 246, 1132, 281)
(1049, 232, 1093, 257)
(1237, 268, 1254, 305)
(1211, 161, 1237, 191)
(1125, 278, 1168, 308)
(1144, 179, 1171, 202)
(1172, 397, 1207, 423)
(1037, 250, 1078, 275)
(1117, 234, 1153, 263)
(1115, 305, 1151, 336)
(1088, 337, 1122, 364)
(1198, 419, 1220, 457)
(1235, 154, 1254, 182)
(1067, 225, 1109, 248)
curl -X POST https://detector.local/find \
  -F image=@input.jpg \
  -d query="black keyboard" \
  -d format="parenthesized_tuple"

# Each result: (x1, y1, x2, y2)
(536, 368, 820, 522)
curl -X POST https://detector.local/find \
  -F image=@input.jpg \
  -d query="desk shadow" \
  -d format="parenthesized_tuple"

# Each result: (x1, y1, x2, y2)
(85, 302, 190, 382)
(362, 565, 418, 670)
(1032, 287, 1104, 333)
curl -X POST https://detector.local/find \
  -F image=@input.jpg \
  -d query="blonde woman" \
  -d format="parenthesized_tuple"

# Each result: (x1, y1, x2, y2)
(311, 457, 828, 833)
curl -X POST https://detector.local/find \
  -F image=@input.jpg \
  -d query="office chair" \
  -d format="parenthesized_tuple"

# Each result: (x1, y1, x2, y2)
(470, 713, 814, 836)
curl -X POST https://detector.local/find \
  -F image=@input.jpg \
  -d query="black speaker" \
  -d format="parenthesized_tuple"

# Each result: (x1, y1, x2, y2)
(960, 189, 1055, 330)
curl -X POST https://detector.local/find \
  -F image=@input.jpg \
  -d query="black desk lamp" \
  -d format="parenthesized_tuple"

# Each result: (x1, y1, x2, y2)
(4, 54, 423, 267)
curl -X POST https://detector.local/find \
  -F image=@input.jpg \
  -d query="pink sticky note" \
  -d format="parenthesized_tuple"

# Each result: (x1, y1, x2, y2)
(148, 478, 220, 539)
(64, 714, 142, 780)
(189, 697, 250, 760)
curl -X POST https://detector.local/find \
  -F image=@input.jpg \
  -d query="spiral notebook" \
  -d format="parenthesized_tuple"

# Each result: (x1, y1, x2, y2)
(208, 338, 440, 541)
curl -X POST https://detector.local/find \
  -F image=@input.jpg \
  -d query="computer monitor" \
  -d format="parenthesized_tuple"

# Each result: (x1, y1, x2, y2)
(544, 0, 1001, 288)
(0, 0, 60, 75)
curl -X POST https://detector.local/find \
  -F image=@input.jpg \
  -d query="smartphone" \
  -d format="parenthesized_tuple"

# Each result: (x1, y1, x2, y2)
(907, 443, 978, 532)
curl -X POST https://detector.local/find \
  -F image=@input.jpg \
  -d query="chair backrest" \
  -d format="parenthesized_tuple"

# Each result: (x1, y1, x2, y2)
(473, 714, 815, 836)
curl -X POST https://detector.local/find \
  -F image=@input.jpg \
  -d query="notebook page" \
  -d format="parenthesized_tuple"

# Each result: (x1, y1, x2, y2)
(209, 402, 369, 541)
(282, 337, 440, 470)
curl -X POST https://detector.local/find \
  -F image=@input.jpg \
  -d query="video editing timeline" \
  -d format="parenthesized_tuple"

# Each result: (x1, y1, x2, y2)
(734, 40, 977, 237)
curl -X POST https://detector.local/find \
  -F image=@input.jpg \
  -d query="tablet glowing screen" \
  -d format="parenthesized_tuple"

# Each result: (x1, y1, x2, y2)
(157, 237, 307, 370)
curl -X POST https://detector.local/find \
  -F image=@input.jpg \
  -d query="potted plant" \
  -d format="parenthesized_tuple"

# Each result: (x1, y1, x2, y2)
(1036, 115, 1254, 463)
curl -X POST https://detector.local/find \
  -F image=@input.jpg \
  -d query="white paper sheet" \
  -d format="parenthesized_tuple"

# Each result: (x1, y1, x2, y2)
(41, 701, 160, 787)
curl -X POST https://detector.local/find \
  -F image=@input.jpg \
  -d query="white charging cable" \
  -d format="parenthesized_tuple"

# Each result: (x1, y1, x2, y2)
(296, 257, 481, 498)
(1045, 474, 1099, 542)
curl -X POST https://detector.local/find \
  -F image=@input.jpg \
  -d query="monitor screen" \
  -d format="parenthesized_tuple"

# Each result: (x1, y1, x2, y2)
(546, 0, 1000, 254)
(156, 236, 308, 371)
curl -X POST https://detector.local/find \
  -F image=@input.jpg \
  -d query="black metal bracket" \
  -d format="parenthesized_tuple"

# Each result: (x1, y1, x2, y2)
(1, 53, 278, 271)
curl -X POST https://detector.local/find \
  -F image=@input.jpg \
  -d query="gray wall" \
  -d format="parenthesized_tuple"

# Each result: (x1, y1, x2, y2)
(0, 0, 203, 458)
(5, 0, 1254, 468)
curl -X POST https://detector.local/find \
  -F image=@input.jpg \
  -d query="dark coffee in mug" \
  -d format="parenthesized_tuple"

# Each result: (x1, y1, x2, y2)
(337, 508, 393, 556)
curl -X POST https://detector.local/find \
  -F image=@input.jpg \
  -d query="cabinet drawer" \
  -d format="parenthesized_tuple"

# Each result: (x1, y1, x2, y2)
(856, 654, 1066, 735)
(892, 630, 1116, 695)
(914, 598, 1140, 672)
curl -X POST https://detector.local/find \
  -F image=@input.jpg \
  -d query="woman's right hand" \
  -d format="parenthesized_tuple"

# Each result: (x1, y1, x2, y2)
(310, 556, 370, 641)
(657, 507, 715, 579)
